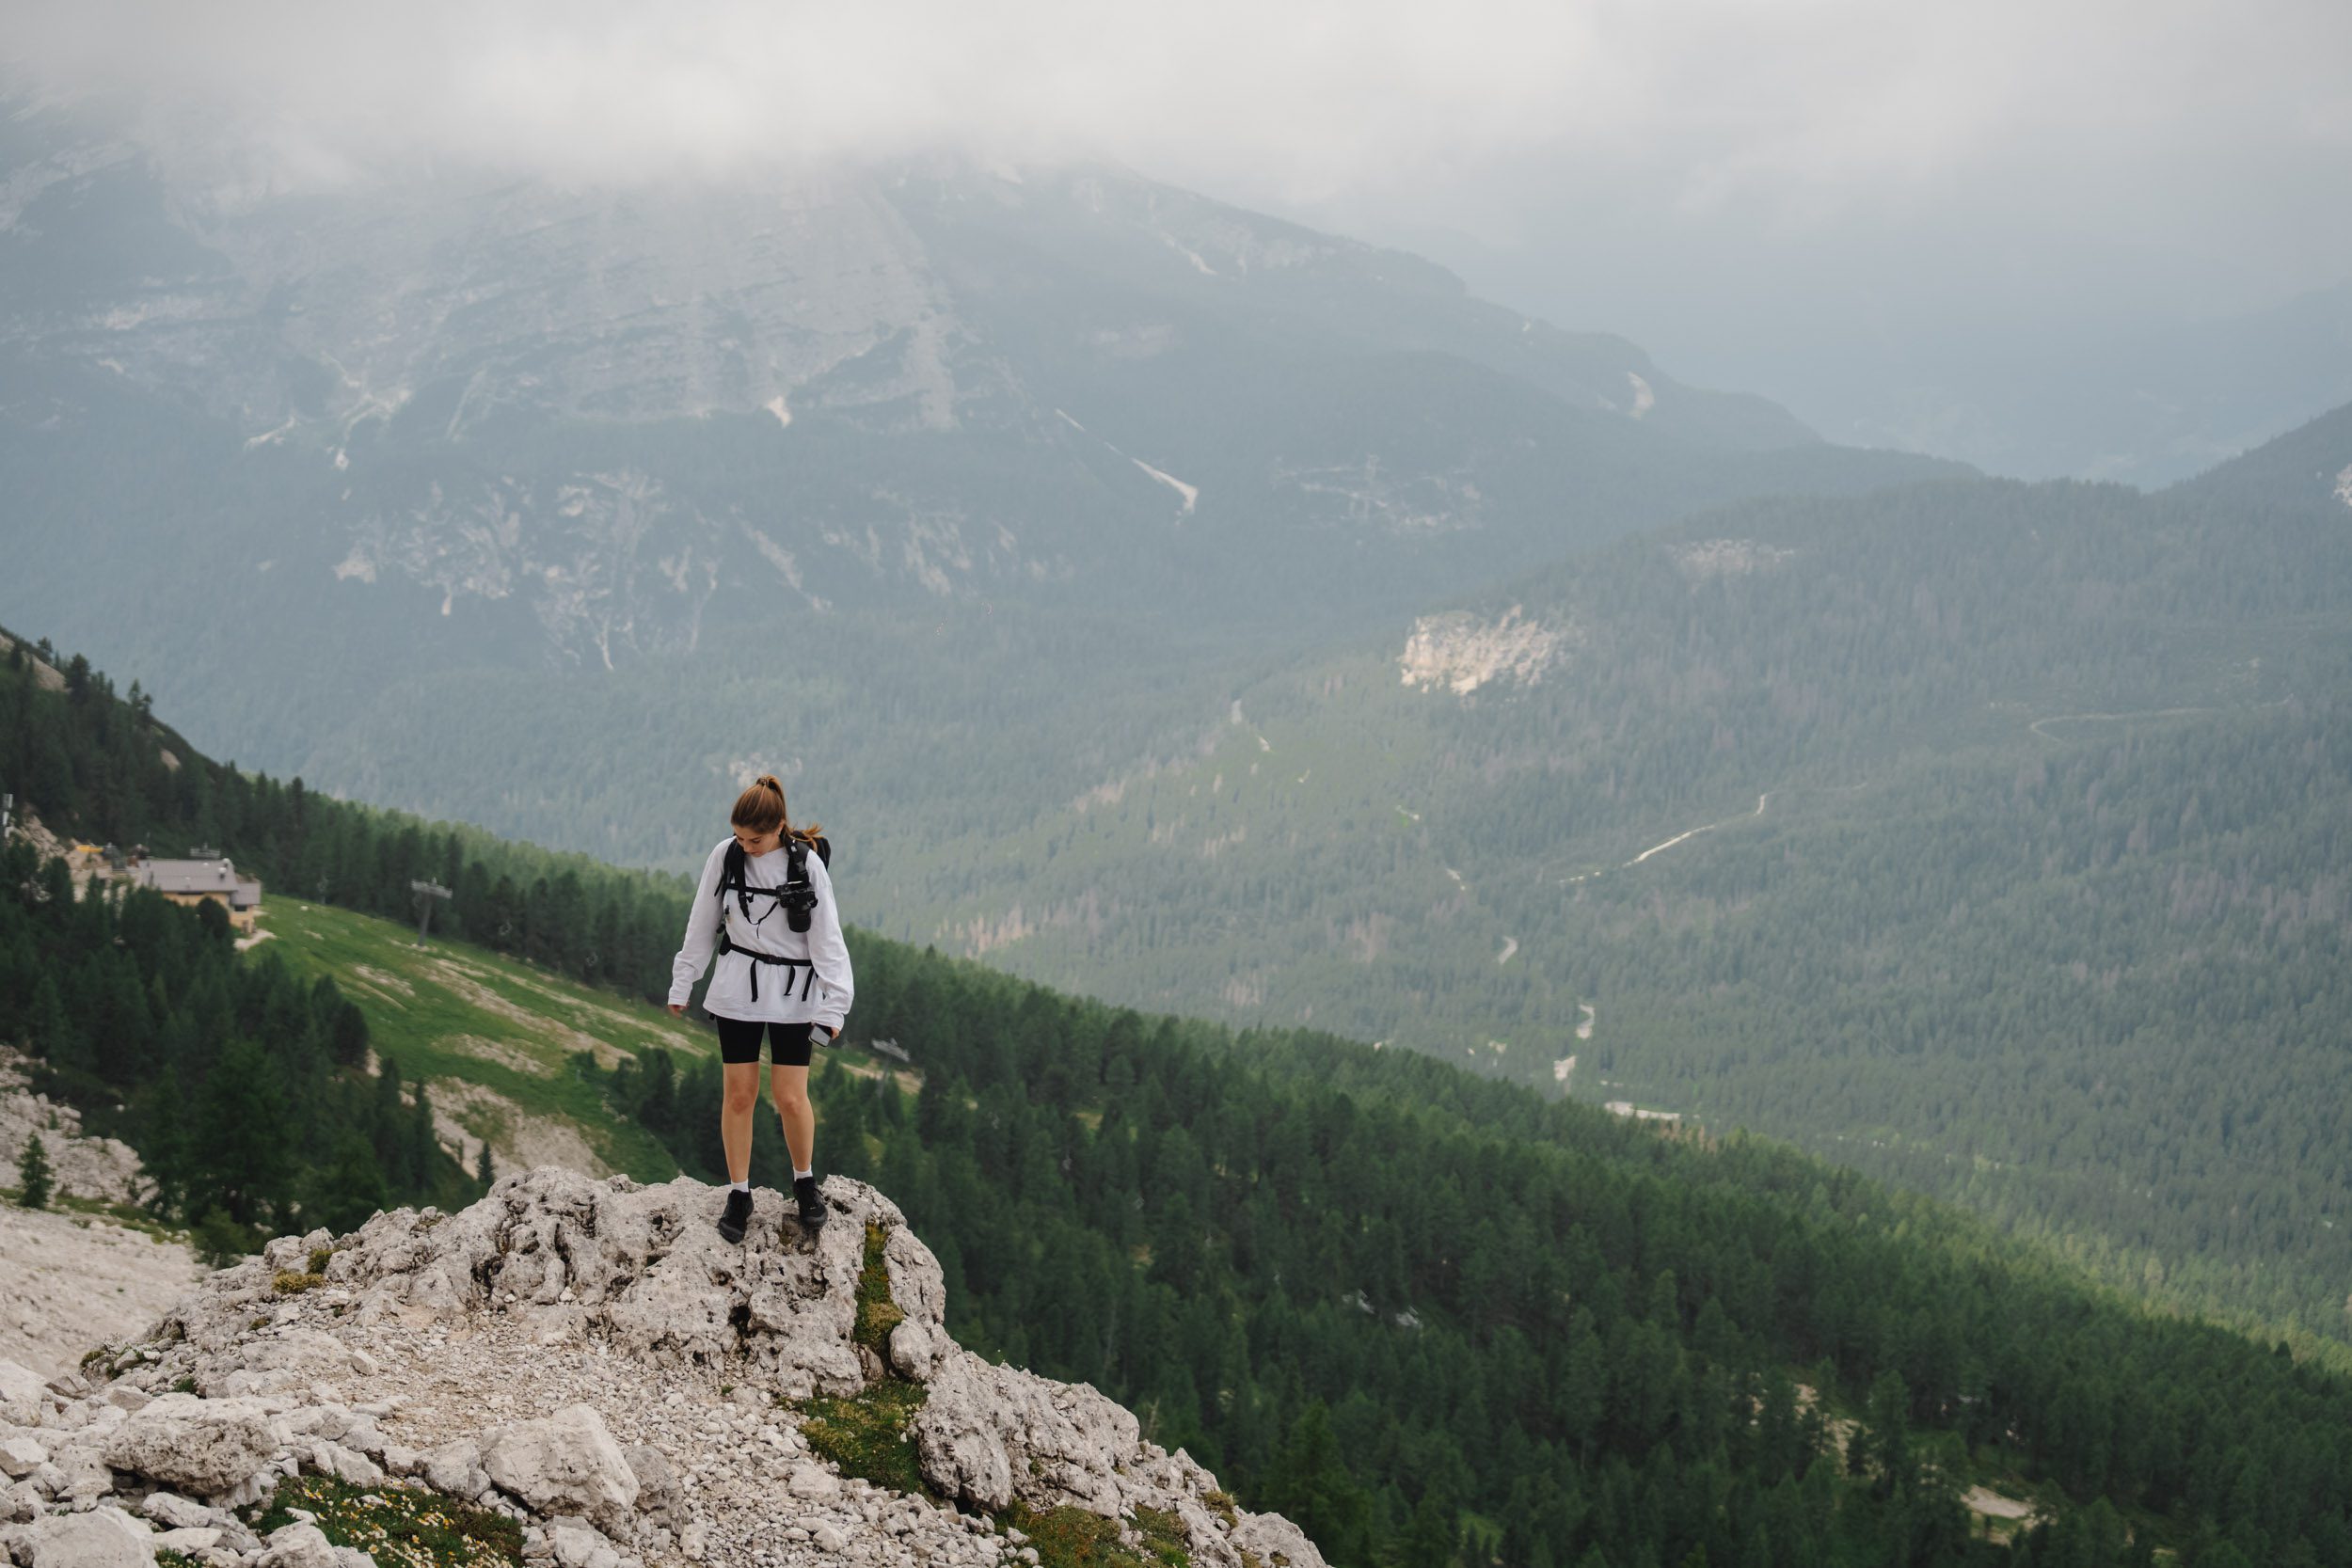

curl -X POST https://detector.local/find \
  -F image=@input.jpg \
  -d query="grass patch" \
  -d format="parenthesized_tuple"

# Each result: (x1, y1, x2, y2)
(249, 1474, 521, 1568)
(789, 1381, 930, 1495)
(156, 1552, 200, 1568)
(49, 1191, 190, 1243)
(1001, 1504, 1191, 1568)
(274, 1270, 326, 1295)
(308, 1245, 336, 1274)
(856, 1223, 904, 1354)
(258, 901, 700, 1182)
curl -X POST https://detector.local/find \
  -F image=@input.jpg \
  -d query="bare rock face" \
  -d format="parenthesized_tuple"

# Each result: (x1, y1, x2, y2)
(0, 1167, 1327, 1568)
(0, 1050, 146, 1208)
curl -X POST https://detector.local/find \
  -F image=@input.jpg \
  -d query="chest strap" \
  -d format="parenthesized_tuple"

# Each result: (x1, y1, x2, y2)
(717, 931, 818, 1004)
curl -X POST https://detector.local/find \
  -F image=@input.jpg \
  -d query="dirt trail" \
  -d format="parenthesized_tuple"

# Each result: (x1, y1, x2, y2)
(1565, 793, 1772, 884)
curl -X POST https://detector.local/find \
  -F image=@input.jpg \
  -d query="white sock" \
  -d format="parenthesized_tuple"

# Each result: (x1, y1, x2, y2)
(793, 1167, 813, 1181)
(730, 1180, 751, 1194)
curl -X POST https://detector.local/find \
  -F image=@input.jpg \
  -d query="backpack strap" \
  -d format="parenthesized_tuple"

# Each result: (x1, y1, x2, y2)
(718, 840, 755, 921)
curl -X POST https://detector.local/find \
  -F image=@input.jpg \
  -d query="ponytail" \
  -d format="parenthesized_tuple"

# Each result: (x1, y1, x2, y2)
(730, 773, 822, 843)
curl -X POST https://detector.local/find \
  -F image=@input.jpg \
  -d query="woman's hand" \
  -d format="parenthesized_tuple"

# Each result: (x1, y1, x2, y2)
(668, 1004, 685, 1017)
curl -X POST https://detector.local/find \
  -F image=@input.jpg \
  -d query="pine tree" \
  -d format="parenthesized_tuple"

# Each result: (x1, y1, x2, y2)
(15, 1132, 55, 1209)
(475, 1139, 496, 1192)
(192, 1207, 252, 1268)
(191, 1037, 294, 1225)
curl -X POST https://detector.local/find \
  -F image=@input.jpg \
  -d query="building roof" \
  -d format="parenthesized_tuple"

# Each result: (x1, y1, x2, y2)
(132, 859, 241, 896)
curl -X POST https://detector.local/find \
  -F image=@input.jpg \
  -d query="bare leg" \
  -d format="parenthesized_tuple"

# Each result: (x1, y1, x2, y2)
(770, 1063, 814, 1174)
(721, 1063, 760, 1183)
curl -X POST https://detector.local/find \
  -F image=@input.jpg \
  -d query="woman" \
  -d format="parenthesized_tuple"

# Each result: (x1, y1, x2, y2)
(667, 773, 853, 1243)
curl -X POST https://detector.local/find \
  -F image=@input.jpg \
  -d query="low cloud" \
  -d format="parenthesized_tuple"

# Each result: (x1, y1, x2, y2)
(10, 0, 2344, 217)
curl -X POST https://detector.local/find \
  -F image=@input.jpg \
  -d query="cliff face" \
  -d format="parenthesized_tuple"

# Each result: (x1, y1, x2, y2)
(0, 1168, 1323, 1568)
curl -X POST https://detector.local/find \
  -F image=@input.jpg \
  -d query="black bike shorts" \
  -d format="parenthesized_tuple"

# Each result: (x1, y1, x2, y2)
(713, 1015, 829, 1068)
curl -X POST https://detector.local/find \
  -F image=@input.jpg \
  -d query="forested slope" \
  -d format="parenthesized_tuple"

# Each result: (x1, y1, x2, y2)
(860, 410, 2352, 1346)
(8, 626, 2352, 1567)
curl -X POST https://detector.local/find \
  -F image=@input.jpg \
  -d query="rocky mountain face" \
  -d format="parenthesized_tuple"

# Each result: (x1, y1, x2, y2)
(0, 94, 1959, 858)
(0, 1167, 1322, 1568)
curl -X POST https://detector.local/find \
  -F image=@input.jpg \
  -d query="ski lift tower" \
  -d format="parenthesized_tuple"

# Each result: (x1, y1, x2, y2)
(410, 879, 453, 947)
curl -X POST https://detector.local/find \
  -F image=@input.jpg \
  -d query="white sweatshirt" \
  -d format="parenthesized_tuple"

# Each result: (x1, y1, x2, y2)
(669, 837, 855, 1031)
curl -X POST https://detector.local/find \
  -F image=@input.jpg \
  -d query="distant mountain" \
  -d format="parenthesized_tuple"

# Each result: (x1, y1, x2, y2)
(0, 94, 1954, 860)
(1792, 277, 2352, 487)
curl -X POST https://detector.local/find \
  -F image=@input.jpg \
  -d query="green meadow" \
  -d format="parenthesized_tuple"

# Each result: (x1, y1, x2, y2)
(255, 899, 707, 1182)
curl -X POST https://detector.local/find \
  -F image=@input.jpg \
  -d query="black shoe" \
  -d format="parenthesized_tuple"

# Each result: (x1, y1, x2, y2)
(717, 1187, 753, 1244)
(792, 1175, 826, 1231)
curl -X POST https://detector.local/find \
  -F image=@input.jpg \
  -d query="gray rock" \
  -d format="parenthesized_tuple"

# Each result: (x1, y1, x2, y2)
(253, 1523, 339, 1568)
(299, 1441, 381, 1486)
(0, 1440, 44, 1481)
(550, 1524, 619, 1568)
(0, 1365, 48, 1426)
(480, 1406, 637, 1536)
(135, 1493, 228, 1531)
(421, 1438, 491, 1502)
(620, 1447, 677, 1518)
(149, 1528, 221, 1553)
(24, 1507, 155, 1568)
(51, 1448, 114, 1505)
(100, 1397, 278, 1498)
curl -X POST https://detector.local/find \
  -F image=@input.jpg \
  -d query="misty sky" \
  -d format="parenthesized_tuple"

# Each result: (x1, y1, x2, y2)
(8, 0, 2349, 464)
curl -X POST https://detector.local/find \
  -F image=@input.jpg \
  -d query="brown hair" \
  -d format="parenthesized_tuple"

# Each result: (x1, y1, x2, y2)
(730, 773, 821, 843)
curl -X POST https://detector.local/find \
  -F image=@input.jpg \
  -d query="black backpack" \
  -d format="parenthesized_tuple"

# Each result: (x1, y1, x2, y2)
(717, 833, 832, 934)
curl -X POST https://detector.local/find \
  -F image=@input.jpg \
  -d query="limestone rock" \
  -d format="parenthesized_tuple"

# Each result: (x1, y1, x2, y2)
(422, 1437, 492, 1501)
(481, 1405, 638, 1535)
(254, 1523, 339, 1568)
(23, 1507, 154, 1568)
(550, 1522, 620, 1568)
(0, 1437, 45, 1480)
(299, 1439, 382, 1485)
(912, 1354, 1137, 1515)
(100, 1395, 278, 1498)
(0, 1364, 48, 1425)
(621, 1446, 678, 1519)
(50, 1446, 115, 1504)
(148, 1528, 220, 1553)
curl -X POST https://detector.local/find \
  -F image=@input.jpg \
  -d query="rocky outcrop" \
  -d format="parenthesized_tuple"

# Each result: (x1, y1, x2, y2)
(0, 1168, 1325, 1568)
(1399, 605, 1566, 695)
(0, 1050, 147, 1208)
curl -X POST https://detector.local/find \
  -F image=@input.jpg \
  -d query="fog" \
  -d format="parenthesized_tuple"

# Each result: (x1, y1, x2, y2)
(8, 0, 2349, 476)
